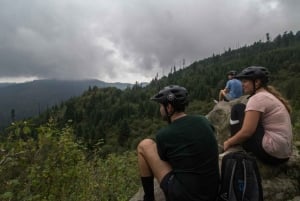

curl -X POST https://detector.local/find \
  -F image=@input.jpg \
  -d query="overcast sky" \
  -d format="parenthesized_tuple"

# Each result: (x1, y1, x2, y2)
(0, 0, 299, 83)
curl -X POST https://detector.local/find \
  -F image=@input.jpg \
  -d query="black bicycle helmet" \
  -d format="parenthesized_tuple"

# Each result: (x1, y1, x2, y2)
(235, 66, 270, 85)
(151, 85, 188, 107)
(227, 70, 237, 76)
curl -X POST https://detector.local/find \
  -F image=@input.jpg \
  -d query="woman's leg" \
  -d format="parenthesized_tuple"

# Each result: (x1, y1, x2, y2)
(137, 138, 172, 201)
(243, 124, 288, 165)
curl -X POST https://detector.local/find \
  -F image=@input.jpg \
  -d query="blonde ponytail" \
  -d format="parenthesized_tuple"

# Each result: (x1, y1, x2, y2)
(265, 85, 292, 114)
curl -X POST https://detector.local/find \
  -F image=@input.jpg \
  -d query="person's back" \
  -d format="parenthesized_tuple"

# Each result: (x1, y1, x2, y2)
(246, 90, 292, 159)
(226, 78, 243, 99)
(156, 115, 219, 200)
(137, 85, 220, 201)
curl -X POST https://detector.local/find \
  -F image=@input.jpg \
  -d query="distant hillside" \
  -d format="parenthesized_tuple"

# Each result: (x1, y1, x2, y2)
(0, 79, 134, 129)
(0, 83, 15, 88)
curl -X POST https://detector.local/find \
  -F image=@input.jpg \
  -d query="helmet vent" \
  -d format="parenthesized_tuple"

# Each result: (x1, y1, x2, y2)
(167, 93, 175, 101)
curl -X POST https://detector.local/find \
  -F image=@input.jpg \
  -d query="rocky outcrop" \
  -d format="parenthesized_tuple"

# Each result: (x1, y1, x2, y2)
(258, 148, 300, 201)
(206, 95, 249, 148)
(130, 96, 300, 201)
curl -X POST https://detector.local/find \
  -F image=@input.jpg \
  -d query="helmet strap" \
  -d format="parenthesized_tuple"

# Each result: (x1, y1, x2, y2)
(253, 80, 256, 95)
(164, 104, 174, 124)
(250, 79, 263, 97)
(247, 80, 256, 98)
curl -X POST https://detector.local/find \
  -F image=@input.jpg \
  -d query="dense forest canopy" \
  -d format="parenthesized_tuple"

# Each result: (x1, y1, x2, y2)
(1, 31, 300, 151)
(26, 30, 300, 155)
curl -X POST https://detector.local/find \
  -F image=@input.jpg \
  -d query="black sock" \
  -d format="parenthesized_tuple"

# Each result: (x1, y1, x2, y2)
(141, 176, 154, 201)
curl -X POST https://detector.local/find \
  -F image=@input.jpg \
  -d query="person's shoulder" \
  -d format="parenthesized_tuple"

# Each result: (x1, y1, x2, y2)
(251, 91, 272, 100)
(248, 91, 273, 106)
(156, 126, 170, 140)
(157, 124, 171, 132)
(187, 114, 210, 123)
(232, 78, 242, 83)
(188, 114, 205, 119)
(227, 79, 239, 85)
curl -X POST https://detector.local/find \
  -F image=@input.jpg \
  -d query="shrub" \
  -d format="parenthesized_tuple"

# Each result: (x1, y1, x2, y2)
(0, 121, 139, 201)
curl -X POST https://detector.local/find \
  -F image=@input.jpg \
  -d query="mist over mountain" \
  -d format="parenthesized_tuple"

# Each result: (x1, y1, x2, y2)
(0, 79, 134, 129)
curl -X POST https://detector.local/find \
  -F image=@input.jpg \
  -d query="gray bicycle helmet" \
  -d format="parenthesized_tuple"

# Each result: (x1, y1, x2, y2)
(151, 85, 188, 106)
(235, 66, 270, 85)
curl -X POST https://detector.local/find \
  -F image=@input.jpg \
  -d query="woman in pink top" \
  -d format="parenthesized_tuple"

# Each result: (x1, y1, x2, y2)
(224, 66, 293, 165)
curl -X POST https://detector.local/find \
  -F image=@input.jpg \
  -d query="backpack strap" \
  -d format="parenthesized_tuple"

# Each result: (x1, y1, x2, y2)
(242, 159, 247, 201)
(243, 157, 263, 201)
(219, 154, 238, 201)
(228, 160, 238, 201)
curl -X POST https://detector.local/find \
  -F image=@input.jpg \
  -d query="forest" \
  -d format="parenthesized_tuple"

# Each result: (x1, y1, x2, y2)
(0, 30, 300, 200)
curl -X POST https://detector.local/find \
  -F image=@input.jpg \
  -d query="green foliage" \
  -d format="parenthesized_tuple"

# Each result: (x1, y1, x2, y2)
(95, 152, 140, 201)
(0, 121, 139, 201)
(118, 120, 131, 146)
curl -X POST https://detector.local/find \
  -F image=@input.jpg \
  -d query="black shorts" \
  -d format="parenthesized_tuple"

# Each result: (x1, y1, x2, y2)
(160, 171, 219, 201)
(160, 171, 174, 199)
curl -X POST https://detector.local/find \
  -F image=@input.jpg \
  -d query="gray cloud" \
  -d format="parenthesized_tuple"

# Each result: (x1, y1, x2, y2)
(0, 0, 299, 83)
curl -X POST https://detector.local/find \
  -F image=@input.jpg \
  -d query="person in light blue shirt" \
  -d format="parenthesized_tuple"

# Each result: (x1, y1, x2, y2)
(218, 70, 243, 101)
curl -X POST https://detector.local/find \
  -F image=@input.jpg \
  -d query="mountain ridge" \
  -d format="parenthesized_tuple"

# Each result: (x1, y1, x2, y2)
(0, 79, 136, 129)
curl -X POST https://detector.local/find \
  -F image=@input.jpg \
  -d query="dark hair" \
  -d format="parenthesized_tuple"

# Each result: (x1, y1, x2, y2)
(227, 70, 237, 76)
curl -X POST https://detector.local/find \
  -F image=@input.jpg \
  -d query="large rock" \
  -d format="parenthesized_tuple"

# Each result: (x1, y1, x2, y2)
(130, 96, 300, 201)
(206, 95, 249, 147)
(259, 147, 300, 201)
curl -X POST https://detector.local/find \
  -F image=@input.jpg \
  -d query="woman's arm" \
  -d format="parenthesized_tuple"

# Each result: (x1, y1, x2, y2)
(224, 110, 261, 151)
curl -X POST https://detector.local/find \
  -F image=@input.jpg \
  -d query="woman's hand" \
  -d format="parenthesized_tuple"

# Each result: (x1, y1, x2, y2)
(223, 139, 231, 151)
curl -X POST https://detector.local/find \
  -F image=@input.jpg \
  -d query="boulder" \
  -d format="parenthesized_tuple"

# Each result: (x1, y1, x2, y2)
(206, 95, 249, 148)
(130, 96, 300, 201)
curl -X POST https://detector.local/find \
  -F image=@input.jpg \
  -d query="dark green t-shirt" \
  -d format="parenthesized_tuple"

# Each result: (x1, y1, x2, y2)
(156, 115, 219, 201)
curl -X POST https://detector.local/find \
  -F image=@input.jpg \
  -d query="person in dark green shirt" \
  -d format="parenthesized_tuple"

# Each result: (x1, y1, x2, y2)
(137, 85, 219, 201)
